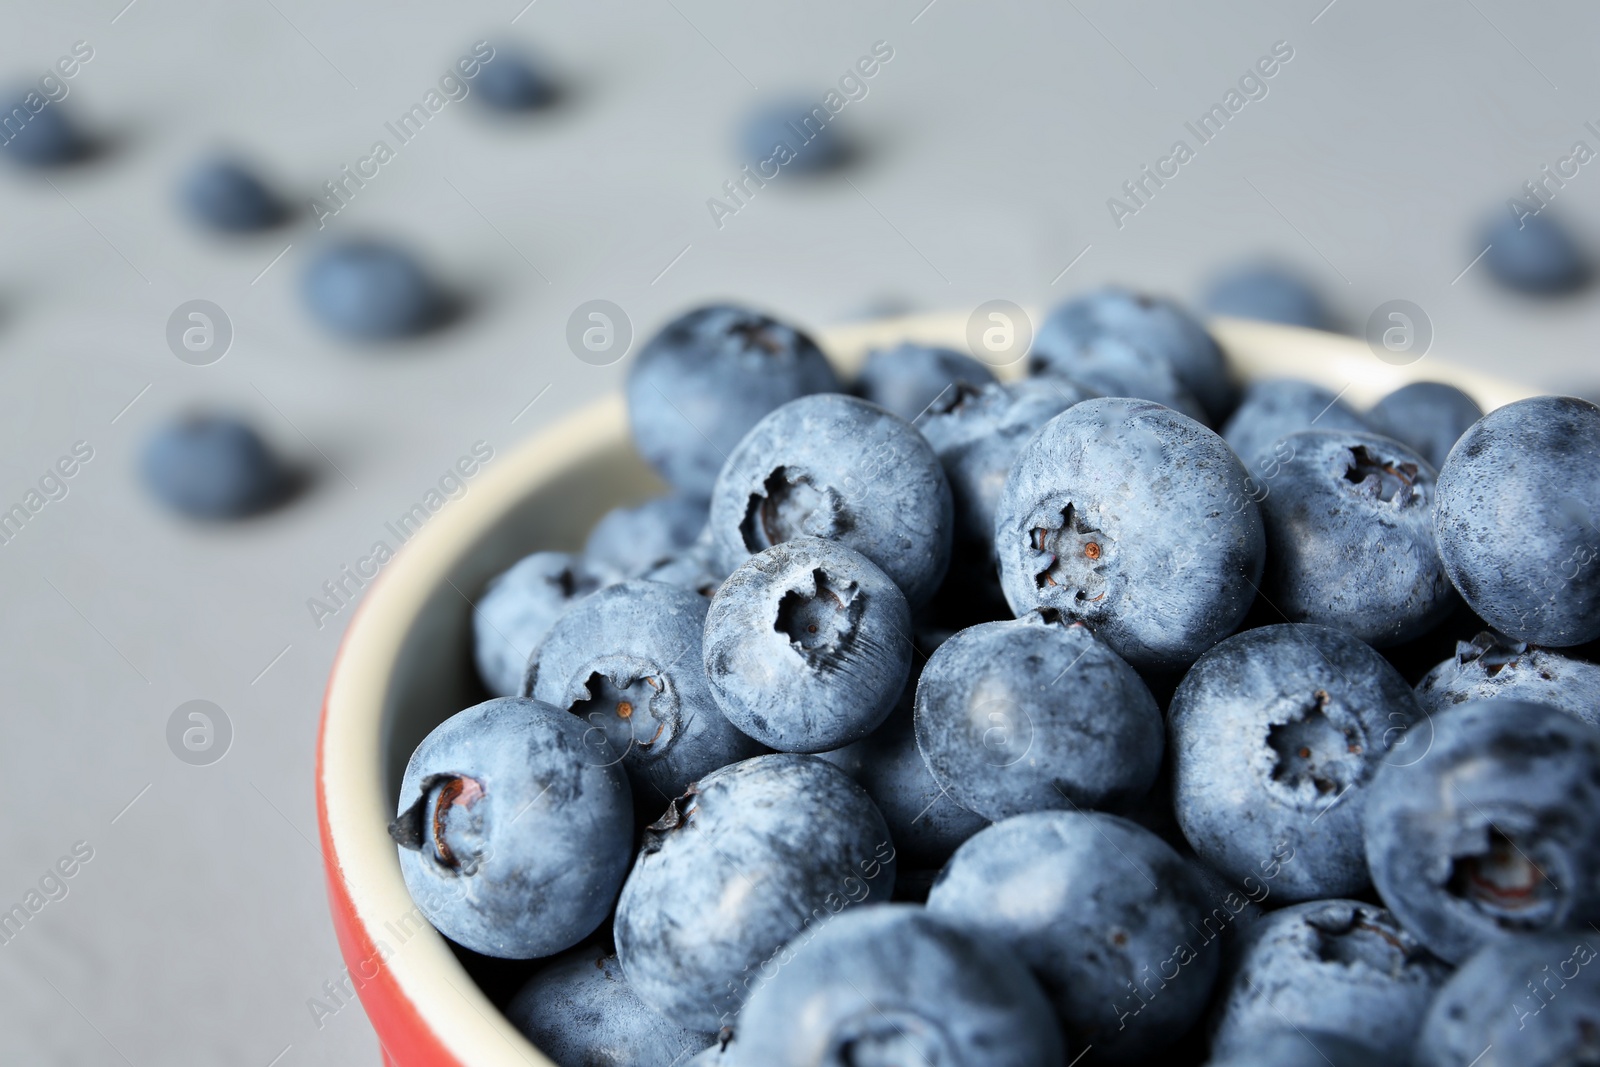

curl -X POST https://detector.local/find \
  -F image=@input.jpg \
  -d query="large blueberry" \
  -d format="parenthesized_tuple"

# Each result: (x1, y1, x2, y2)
(583, 494, 708, 582)
(1030, 285, 1234, 422)
(302, 240, 443, 339)
(527, 579, 762, 808)
(703, 538, 911, 752)
(731, 905, 1064, 1067)
(1365, 380, 1483, 471)
(178, 157, 285, 232)
(141, 414, 288, 520)
(1202, 261, 1332, 330)
(1208, 1029, 1390, 1067)
(927, 811, 1219, 1062)
(1170, 624, 1421, 901)
(1208, 899, 1451, 1060)
(1414, 932, 1600, 1067)
(914, 613, 1163, 820)
(1221, 378, 1371, 469)
(818, 682, 988, 869)
(1416, 630, 1600, 728)
(853, 341, 998, 423)
(1258, 430, 1454, 647)
(994, 397, 1264, 673)
(473, 551, 601, 698)
(708, 393, 952, 606)
(505, 948, 711, 1067)
(1481, 210, 1590, 295)
(389, 698, 632, 959)
(1434, 395, 1600, 646)
(626, 305, 841, 500)
(613, 754, 895, 1031)
(1363, 699, 1600, 964)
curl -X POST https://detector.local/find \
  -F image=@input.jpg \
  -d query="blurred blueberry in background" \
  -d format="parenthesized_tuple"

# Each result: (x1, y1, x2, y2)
(302, 240, 445, 340)
(1481, 210, 1590, 295)
(741, 99, 848, 174)
(141, 414, 290, 520)
(0, 85, 87, 167)
(473, 45, 557, 111)
(178, 156, 285, 233)
(1203, 261, 1333, 330)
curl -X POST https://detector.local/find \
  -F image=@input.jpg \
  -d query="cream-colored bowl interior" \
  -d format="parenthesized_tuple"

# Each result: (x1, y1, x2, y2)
(320, 313, 1535, 1067)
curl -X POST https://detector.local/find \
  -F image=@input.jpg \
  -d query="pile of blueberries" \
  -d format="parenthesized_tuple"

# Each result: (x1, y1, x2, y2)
(392, 288, 1600, 1066)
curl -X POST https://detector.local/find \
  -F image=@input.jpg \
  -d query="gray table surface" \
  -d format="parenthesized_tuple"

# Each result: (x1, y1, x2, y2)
(3, 0, 1598, 1062)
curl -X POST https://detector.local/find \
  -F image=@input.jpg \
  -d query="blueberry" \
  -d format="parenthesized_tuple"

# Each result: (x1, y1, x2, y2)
(994, 396, 1264, 674)
(1208, 898, 1451, 1060)
(504, 948, 711, 1067)
(627, 305, 841, 500)
(526, 579, 762, 807)
(1416, 630, 1600, 728)
(927, 811, 1219, 1061)
(640, 530, 727, 599)
(1170, 623, 1421, 901)
(389, 697, 633, 958)
(1365, 381, 1484, 472)
(853, 342, 998, 423)
(740, 100, 847, 173)
(141, 413, 288, 520)
(472, 551, 601, 697)
(914, 612, 1163, 820)
(1207, 1029, 1390, 1067)
(1434, 395, 1600, 646)
(1029, 285, 1235, 423)
(1414, 932, 1600, 1067)
(583, 494, 709, 582)
(1363, 699, 1600, 964)
(1481, 210, 1590, 295)
(1202, 262, 1332, 330)
(708, 393, 953, 607)
(302, 240, 443, 339)
(731, 905, 1064, 1067)
(178, 157, 284, 232)
(1030, 332, 1209, 424)
(613, 754, 895, 1031)
(0, 89, 85, 167)
(472, 46, 556, 110)
(1258, 430, 1454, 647)
(703, 538, 912, 752)
(818, 681, 988, 869)
(1221, 378, 1372, 469)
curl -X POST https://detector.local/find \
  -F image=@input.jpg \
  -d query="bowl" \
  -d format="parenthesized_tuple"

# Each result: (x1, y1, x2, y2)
(316, 313, 1534, 1066)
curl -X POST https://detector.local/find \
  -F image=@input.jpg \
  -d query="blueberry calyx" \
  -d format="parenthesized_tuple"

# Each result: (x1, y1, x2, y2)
(387, 774, 486, 871)
(570, 665, 676, 759)
(1342, 444, 1421, 506)
(928, 380, 986, 417)
(740, 466, 847, 553)
(774, 567, 862, 664)
(727, 319, 785, 356)
(1447, 828, 1561, 926)
(1454, 630, 1529, 675)
(640, 783, 700, 854)
(1028, 503, 1109, 601)
(1266, 690, 1367, 797)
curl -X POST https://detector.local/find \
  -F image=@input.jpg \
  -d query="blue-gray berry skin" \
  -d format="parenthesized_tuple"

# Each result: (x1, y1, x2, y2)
(1222, 378, 1372, 468)
(740, 101, 847, 173)
(854, 342, 998, 422)
(1030, 285, 1235, 422)
(927, 811, 1219, 1062)
(504, 949, 712, 1067)
(141, 414, 288, 520)
(1030, 333, 1209, 424)
(473, 46, 557, 110)
(627, 305, 841, 500)
(613, 754, 895, 1032)
(1434, 396, 1600, 647)
(1366, 381, 1484, 471)
(818, 685, 988, 868)
(1481, 211, 1591, 295)
(1207, 1029, 1390, 1067)
(1170, 624, 1421, 902)
(302, 241, 442, 339)
(703, 539, 912, 753)
(0, 89, 86, 166)
(389, 698, 633, 959)
(178, 157, 285, 232)
(709, 393, 953, 607)
(1259, 430, 1454, 647)
(473, 551, 600, 698)
(1363, 699, 1600, 964)
(1416, 631, 1600, 728)
(640, 529, 727, 599)
(732, 905, 1064, 1067)
(583, 494, 709, 582)
(1203, 262, 1332, 330)
(527, 580, 762, 807)
(1209, 899, 1451, 1061)
(995, 397, 1265, 674)
(920, 377, 1096, 553)
(914, 613, 1163, 820)
(1415, 933, 1600, 1067)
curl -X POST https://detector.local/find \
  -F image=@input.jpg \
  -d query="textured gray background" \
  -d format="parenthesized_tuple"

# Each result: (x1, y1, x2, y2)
(3, 0, 1598, 1063)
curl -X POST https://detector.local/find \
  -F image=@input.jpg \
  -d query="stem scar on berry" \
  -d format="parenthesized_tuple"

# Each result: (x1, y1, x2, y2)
(386, 774, 485, 870)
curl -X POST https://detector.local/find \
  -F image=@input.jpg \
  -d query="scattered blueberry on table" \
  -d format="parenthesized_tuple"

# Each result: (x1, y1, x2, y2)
(1481, 210, 1591, 295)
(740, 100, 848, 173)
(472, 45, 557, 111)
(141, 413, 289, 520)
(1202, 261, 1332, 330)
(177, 156, 284, 232)
(0, 86, 87, 166)
(302, 239, 444, 339)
